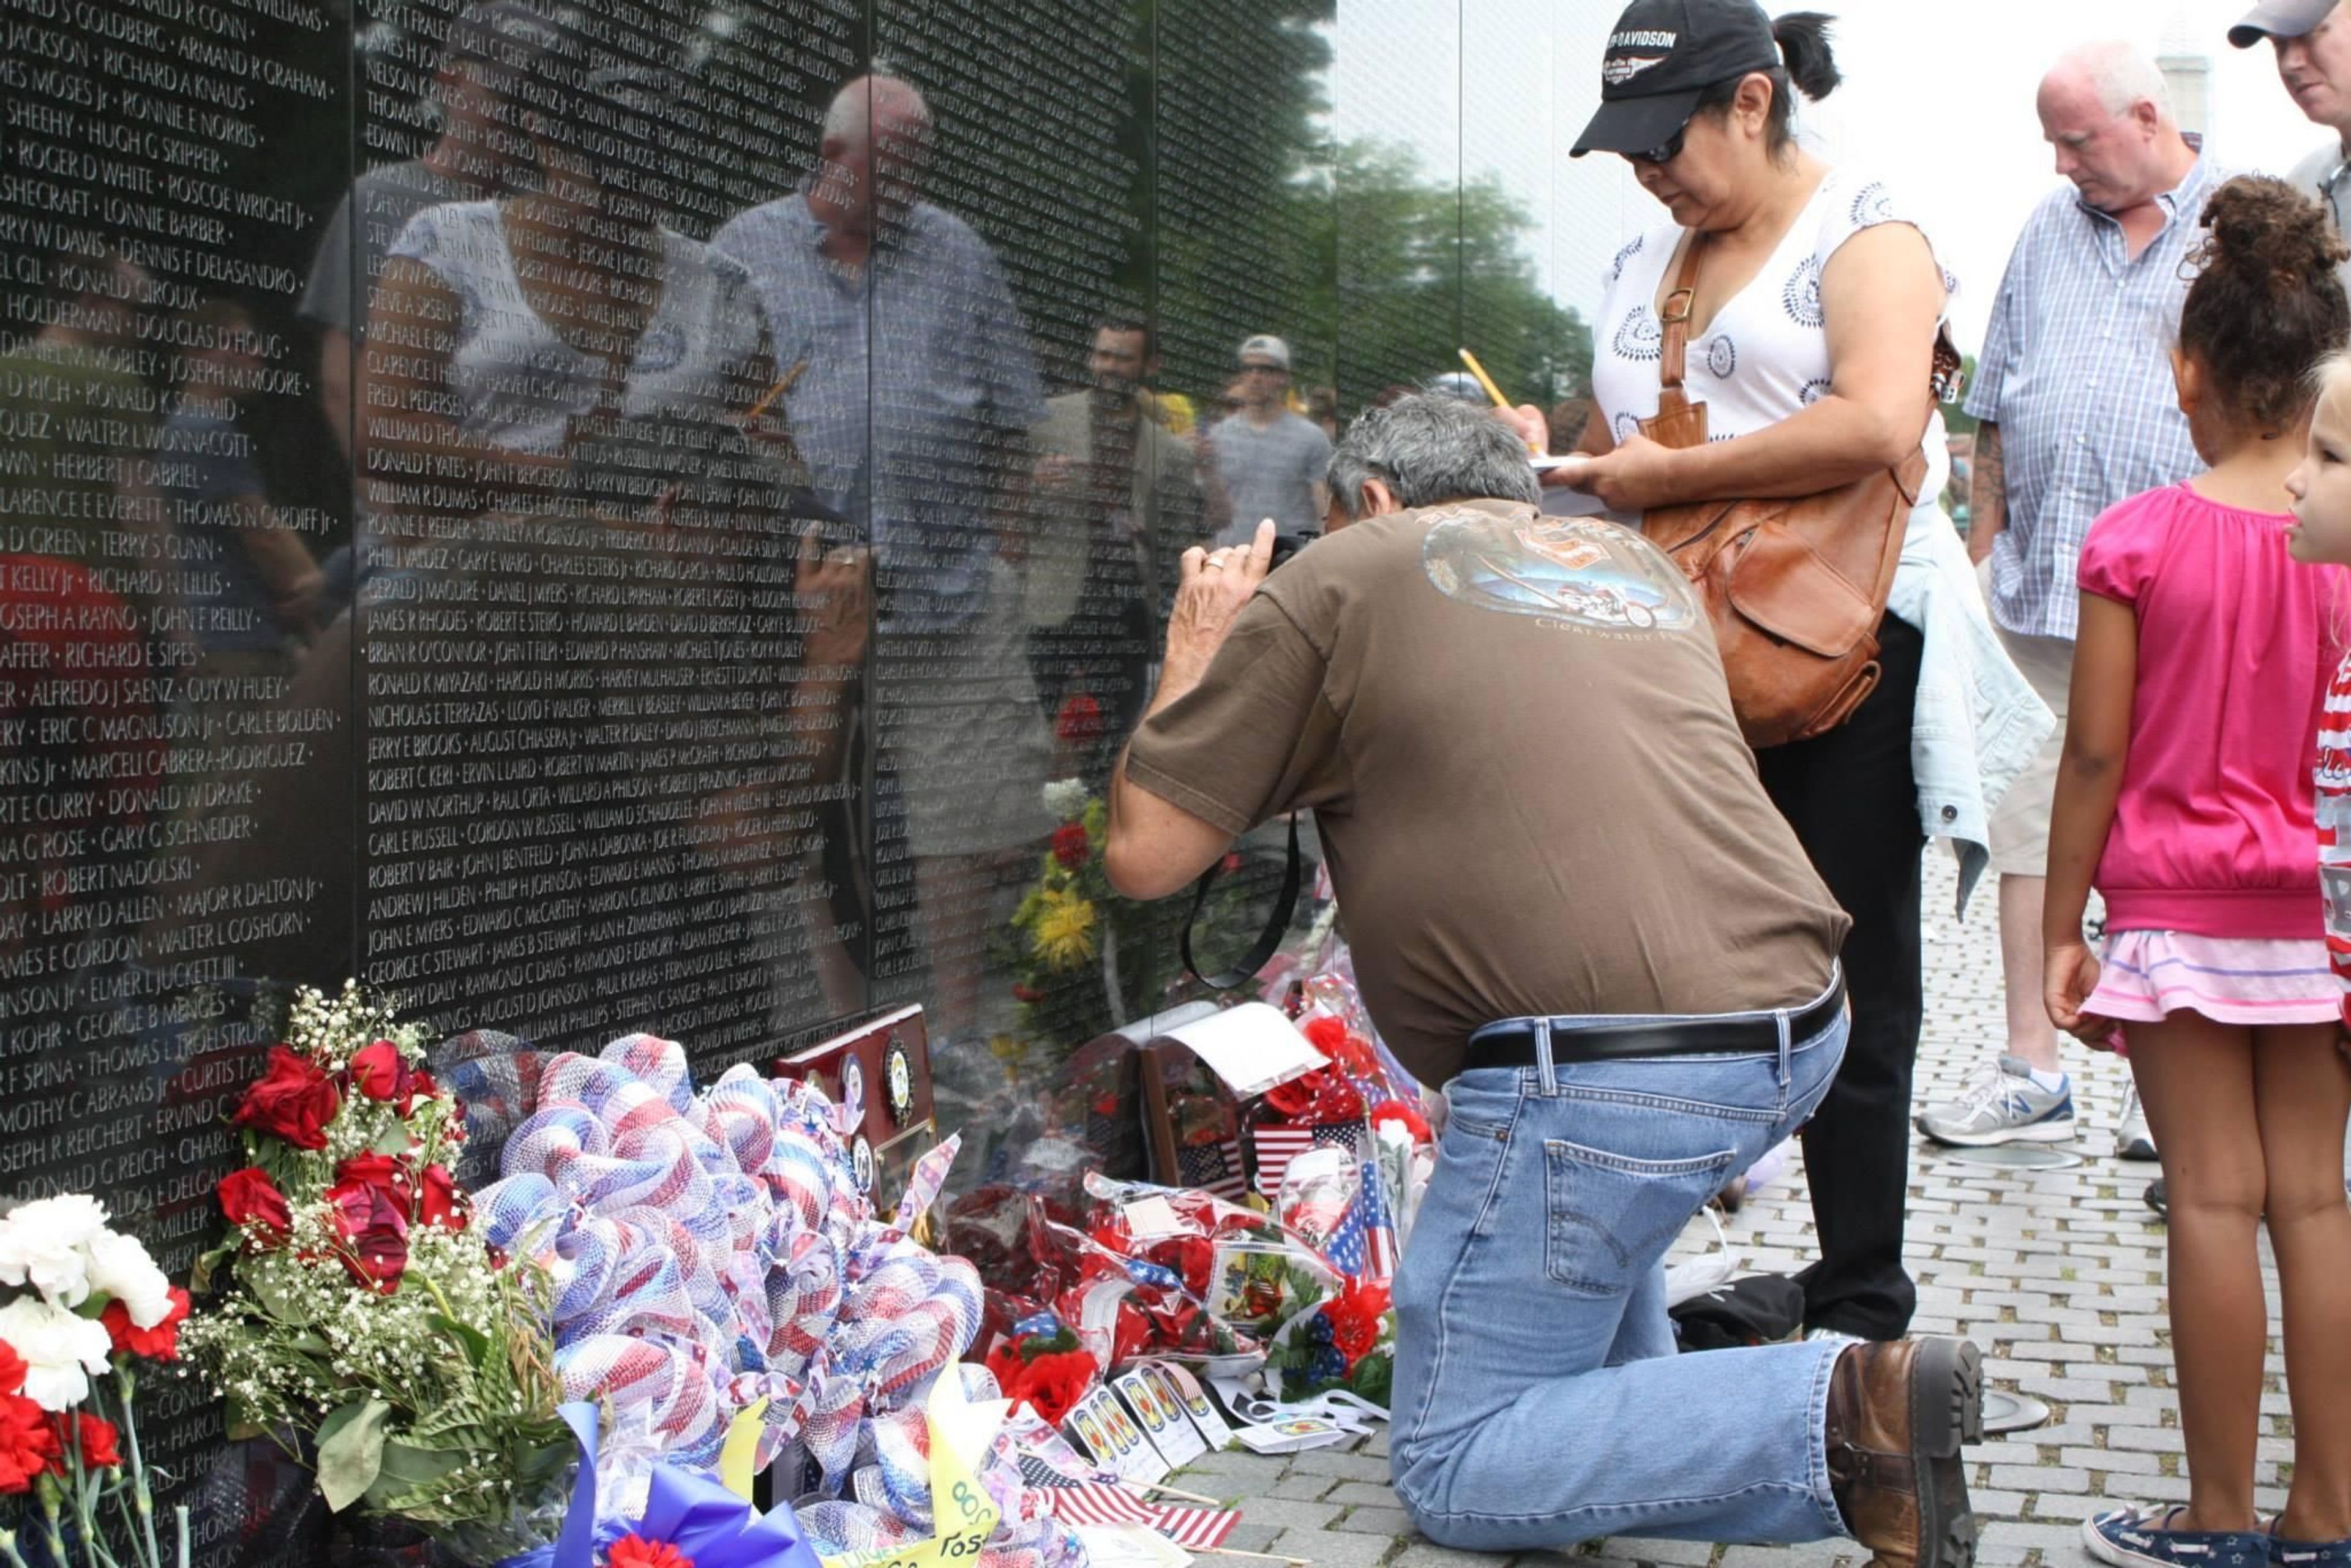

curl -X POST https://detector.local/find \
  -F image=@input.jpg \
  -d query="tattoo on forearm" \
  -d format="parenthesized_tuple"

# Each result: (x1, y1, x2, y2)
(1969, 421, 2006, 547)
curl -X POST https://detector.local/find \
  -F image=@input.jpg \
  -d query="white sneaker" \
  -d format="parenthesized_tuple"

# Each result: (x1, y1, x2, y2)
(2115, 1084, 2158, 1161)
(1916, 1055, 2077, 1147)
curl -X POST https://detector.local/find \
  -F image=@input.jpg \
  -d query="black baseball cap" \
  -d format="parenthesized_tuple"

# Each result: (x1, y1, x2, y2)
(1571, 0, 1784, 159)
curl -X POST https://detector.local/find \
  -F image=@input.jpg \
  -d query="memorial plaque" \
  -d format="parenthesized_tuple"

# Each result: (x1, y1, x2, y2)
(0, 0, 1430, 1551)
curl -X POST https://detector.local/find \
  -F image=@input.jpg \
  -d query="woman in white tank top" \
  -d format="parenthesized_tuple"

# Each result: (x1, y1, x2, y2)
(1546, 1, 1952, 1361)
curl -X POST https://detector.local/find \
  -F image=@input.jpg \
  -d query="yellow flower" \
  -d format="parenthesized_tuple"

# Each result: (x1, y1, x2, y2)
(1031, 889, 1098, 970)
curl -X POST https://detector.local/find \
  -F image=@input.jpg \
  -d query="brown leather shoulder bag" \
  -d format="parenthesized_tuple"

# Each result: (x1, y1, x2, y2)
(1635, 234, 1957, 749)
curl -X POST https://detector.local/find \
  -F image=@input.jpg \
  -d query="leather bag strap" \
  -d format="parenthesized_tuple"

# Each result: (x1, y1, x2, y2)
(1658, 233, 1706, 395)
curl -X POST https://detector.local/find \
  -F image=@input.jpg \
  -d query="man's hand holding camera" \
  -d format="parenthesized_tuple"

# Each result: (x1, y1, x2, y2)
(1160, 519, 1278, 706)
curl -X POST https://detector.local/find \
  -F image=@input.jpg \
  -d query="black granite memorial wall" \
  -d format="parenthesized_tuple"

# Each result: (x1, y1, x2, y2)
(0, 0, 1595, 1556)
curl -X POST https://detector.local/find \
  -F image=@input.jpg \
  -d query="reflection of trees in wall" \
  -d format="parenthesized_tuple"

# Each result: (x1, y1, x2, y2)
(1329, 139, 1593, 418)
(1150, 0, 1338, 406)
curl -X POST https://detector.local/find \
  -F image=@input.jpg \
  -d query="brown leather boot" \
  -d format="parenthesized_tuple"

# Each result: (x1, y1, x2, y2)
(1825, 1337, 1983, 1568)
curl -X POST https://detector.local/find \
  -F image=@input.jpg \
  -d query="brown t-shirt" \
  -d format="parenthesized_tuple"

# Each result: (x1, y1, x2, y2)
(1125, 497, 1851, 1085)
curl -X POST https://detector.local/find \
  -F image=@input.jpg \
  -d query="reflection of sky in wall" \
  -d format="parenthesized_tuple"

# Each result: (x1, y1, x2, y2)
(1331, 0, 2337, 356)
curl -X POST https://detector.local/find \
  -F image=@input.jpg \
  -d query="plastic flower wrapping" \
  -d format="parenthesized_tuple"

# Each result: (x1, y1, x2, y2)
(445, 1032, 1084, 1568)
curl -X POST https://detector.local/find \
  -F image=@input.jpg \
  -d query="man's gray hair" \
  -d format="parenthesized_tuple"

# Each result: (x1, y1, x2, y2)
(1327, 394, 1541, 519)
(2055, 40, 2174, 121)
(822, 74, 932, 149)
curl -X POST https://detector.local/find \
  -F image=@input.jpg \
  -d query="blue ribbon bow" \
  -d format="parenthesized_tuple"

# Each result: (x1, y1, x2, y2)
(500, 1401, 826, 1568)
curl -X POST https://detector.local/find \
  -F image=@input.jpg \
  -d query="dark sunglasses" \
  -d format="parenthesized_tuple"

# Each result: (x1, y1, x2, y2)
(1627, 121, 1689, 167)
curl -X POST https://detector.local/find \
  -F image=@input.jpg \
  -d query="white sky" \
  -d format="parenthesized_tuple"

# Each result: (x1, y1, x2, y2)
(1330, 0, 2344, 356)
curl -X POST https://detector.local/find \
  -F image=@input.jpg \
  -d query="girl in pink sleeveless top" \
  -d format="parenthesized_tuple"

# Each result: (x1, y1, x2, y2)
(2046, 177, 2351, 1566)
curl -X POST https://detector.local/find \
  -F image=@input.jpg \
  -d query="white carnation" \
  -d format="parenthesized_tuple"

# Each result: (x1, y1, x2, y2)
(0, 1296, 113, 1411)
(1043, 778, 1087, 822)
(0, 1195, 111, 1308)
(85, 1229, 173, 1329)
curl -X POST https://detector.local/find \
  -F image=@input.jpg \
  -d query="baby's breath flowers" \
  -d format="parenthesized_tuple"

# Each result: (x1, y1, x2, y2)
(184, 985, 572, 1559)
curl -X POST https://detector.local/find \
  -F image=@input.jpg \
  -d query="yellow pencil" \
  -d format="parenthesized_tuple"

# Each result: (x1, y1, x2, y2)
(745, 357, 811, 426)
(1457, 347, 1513, 411)
(1459, 347, 1539, 454)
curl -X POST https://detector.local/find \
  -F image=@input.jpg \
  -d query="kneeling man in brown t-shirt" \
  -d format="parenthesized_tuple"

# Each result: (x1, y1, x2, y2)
(1106, 394, 1980, 1566)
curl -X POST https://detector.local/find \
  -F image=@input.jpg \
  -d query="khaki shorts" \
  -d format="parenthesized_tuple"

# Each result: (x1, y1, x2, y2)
(1985, 590, 2075, 878)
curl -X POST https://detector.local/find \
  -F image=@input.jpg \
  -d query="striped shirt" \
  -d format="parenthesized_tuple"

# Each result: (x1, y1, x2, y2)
(1965, 152, 2228, 640)
(2316, 651, 2351, 1020)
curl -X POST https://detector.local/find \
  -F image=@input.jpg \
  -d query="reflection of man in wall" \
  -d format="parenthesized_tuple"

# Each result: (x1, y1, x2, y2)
(1028, 316, 1216, 752)
(299, 0, 546, 459)
(162, 299, 326, 685)
(1204, 334, 1330, 547)
(714, 75, 1052, 1054)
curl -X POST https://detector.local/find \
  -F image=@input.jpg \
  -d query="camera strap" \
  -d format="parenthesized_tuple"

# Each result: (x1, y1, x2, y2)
(1180, 814, 1303, 991)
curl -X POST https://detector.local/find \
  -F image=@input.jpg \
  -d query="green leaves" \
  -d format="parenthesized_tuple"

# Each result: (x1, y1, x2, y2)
(431, 1314, 491, 1367)
(314, 1398, 391, 1512)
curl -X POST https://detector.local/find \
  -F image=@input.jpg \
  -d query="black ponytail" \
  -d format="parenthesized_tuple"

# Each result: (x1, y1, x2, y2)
(1691, 10, 1840, 164)
(1772, 12, 1842, 102)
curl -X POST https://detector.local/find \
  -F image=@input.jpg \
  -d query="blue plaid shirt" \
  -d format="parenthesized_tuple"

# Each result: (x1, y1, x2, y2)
(713, 192, 1045, 632)
(1965, 152, 2227, 640)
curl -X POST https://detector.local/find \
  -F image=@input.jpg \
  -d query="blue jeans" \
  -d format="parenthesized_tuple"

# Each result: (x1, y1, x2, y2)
(1390, 991, 1853, 1551)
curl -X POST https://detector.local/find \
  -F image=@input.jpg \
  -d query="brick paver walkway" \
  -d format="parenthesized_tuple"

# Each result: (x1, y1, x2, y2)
(1179, 853, 2285, 1568)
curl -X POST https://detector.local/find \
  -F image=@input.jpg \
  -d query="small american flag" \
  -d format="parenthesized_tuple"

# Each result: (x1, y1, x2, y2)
(1324, 1161, 1398, 1281)
(1019, 1459, 1239, 1548)
(1177, 1133, 1250, 1201)
(1251, 1120, 1370, 1196)
(1152, 1504, 1241, 1550)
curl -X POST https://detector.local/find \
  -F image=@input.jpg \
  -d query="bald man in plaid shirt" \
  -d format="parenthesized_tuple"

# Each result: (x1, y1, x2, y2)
(1926, 41, 2229, 1159)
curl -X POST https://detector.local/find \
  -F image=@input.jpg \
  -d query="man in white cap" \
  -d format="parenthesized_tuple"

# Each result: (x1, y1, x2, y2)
(2232, 0, 2351, 293)
(1204, 334, 1330, 547)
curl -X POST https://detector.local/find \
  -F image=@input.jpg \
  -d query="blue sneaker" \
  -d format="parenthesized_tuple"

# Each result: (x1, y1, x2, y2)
(2270, 1529, 2351, 1568)
(2085, 1506, 2268, 1568)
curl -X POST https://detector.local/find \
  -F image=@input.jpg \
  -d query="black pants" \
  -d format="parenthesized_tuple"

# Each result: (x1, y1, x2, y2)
(1754, 612, 1925, 1340)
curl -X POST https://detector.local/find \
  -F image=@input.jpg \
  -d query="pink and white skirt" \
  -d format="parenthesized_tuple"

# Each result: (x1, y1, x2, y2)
(2083, 930, 2340, 1026)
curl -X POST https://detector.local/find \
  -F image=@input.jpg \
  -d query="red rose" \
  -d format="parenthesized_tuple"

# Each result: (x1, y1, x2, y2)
(418, 1165, 465, 1230)
(1054, 692, 1103, 745)
(326, 1175, 410, 1292)
(53, 1412, 120, 1470)
(1050, 823, 1090, 870)
(0, 1395, 58, 1495)
(1302, 1017, 1348, 1054)
(607, 1536, 694, 1568)
(103, 1288, 190, 1362)
(401, 1067, 438, 1117)
(348, 1040, 407, 1103)
(218, 1168, 292, 1246)
(334, 1152, 415, 1211)
(232, 1046, 342, 1150)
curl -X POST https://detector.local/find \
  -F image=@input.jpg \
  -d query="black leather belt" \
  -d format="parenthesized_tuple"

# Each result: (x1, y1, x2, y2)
(1462, 975, 1847, 1072)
